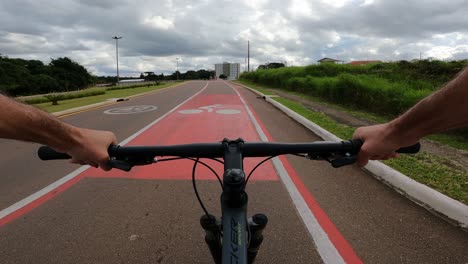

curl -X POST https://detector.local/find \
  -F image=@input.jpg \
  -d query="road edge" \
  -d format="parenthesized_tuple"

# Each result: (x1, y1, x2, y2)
(237, 82, 468, 230)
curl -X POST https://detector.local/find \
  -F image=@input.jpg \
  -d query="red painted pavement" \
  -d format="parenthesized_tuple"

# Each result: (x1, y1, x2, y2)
(85, 93, 278, 181)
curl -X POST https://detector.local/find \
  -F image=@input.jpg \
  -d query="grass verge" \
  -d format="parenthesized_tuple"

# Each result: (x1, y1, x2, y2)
(32, 82, 179, 113)
(274, 97, 467, 204)
(237, 80, 468, 152)
(232, 80, 275, 95)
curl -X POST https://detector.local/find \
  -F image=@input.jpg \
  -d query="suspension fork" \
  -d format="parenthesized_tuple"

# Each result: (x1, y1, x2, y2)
(247, 214, 268, 263)
(200, 214, 222, 264)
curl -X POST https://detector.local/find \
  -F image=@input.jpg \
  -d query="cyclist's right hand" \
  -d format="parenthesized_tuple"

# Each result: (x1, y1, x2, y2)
(352, 123, 419, 167)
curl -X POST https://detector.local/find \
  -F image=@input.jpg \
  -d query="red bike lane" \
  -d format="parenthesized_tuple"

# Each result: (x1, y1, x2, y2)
(87, 93, 278, 181)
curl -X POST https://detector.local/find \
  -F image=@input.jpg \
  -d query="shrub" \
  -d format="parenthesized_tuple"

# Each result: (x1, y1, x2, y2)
(24, 88, 106, 105)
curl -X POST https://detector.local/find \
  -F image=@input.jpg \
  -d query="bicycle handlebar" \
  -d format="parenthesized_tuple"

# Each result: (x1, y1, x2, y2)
(38, 139, 420, 170)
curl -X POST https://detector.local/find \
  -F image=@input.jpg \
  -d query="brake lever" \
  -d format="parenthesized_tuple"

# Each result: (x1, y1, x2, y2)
(109, 156, 157, 172)
(330, 156, 356, 168)
(109, 160, 133, 172)
(306, 152, 356, 168)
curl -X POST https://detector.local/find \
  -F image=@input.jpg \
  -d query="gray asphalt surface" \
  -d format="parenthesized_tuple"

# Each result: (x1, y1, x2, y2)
(0, 80, 467, 263)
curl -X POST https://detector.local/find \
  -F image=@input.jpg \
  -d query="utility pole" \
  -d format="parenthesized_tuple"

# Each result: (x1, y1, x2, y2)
(247, 40, 250, 72)
(176, 57, 180, 80)
(112, 36, 122, 85)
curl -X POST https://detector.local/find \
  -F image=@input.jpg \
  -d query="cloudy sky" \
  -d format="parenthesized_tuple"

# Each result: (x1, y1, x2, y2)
(1, 0, 468, 77)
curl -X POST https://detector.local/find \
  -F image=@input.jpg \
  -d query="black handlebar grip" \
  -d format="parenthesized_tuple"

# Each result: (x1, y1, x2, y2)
(38, 146, 71, 160)
(396, 143, 421, 154)
(350, 139, 420, 154)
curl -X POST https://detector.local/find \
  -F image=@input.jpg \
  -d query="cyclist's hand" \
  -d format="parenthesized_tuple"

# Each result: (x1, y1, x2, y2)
(63, 128, 117, 171)
(352, 124, 401, 167)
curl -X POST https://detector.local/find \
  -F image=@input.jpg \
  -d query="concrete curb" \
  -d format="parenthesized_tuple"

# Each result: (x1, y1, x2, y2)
(52, 100, 118, 117)
(237, 82, 468, 229)
(52, 82, 185, 117)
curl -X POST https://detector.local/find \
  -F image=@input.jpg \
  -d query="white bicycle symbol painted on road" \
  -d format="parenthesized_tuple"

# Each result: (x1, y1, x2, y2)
(178, 104, 241, 115)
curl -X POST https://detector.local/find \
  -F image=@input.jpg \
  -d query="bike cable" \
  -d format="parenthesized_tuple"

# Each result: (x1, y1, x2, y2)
(244, 156, 276, 187)
(191, 158, 224, 216)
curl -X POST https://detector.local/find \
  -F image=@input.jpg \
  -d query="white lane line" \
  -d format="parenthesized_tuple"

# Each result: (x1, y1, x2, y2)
(226, 81, 345, 264)
(0, 81, 210, 221)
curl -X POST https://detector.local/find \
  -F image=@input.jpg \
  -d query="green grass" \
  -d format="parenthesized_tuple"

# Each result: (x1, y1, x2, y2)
(284, 88, 468, 150)
(238, 80, 468, 152)
(275, 97, 354, 139)
(426, 133, 468, 151)
(232, 80, 275, 95)
(384, 154, 468, 204)
(253, 86, 468, 204)
(33, 82, 178, 113)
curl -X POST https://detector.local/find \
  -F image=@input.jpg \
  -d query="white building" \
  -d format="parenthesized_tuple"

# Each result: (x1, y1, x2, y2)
(214, 62, 241, 80)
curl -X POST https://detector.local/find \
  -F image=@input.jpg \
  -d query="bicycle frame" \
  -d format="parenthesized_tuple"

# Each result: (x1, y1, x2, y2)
(201, 138, 266, 264)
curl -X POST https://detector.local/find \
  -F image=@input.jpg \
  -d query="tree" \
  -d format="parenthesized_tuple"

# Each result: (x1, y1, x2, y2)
(25, 60, 46, 75)
(49, 57, 93, 91)
(219, 74, 227, 79)
(0, 56, 93, 96)
(142, 71, 158, 81)
(258, 62, 285, 70)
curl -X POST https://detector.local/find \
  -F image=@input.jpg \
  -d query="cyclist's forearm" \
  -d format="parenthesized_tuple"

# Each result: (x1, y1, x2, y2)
(388, 68, 468, 143)
(0, 95, 81, 151)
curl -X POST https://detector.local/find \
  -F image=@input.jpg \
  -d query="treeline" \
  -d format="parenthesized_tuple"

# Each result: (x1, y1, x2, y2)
(139, 69, 215, 81)
(95, 69, 215, 84)
(0, 55, 94, 96)
(241, 60, 468, 117)
(0, 55, 216, 96)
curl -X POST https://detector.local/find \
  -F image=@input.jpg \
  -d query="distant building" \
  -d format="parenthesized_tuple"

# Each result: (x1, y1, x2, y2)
(215, 62, 240, 80)
(317, 58, 343, 64)
(348, 60, 381, 66)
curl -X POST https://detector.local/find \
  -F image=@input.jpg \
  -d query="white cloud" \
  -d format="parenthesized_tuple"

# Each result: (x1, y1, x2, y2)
(143, 16, 174, 30)
(426, 45, 468, 60)
(1, 0, 468, 76)
(289, 0, 314, 17)
(320, 0, 354, 8)
(360, 0, 374, 6)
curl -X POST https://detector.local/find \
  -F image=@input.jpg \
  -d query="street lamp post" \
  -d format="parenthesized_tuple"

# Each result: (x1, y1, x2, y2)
(176, 57, 180, 81)
(112, 36, 122, 85)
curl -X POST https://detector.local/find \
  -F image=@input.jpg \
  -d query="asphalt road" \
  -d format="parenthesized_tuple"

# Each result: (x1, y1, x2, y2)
(0, 81, 467, 263)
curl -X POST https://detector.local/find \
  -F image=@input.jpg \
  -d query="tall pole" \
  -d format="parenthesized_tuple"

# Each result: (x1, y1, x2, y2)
(112, 36, 122, 85)
(247, 40, 250, 72)
(176, 57, 180, 80)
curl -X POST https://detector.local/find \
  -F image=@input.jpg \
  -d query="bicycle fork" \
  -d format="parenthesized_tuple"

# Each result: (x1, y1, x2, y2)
(200, 213, 269, 264)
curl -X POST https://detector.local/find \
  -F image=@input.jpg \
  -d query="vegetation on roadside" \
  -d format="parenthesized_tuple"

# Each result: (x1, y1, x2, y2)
(0, 56, 94, 96)
(240, 60, 468, 142)
(23, 88, 107, 104)
(240, 80, 468, 151)
(0, 54, 214, 97)
(274, 97, 468, 204)
(31, 82, 176, 113)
